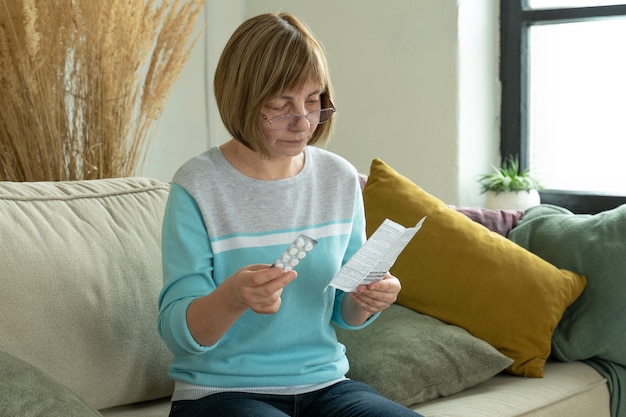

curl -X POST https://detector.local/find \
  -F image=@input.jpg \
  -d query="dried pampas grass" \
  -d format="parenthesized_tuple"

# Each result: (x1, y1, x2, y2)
(0, 0, 205, 181)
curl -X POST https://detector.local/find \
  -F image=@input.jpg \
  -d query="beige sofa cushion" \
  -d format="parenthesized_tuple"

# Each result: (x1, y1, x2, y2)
(412, 361, 610, 417)
(0, 178, 172, 410)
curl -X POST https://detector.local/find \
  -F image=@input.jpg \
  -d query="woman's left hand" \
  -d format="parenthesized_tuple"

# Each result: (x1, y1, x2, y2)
(350, 272, 401, 315)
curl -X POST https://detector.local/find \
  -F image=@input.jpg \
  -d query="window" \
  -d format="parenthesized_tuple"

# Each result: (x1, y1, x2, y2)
(500, 1, 626, 213)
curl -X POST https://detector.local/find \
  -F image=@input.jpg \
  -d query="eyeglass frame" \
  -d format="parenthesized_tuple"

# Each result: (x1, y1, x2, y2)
(259, 101, 336, 130)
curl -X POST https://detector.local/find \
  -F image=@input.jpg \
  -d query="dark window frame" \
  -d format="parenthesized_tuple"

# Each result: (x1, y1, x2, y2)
(499, 1, 626, 214)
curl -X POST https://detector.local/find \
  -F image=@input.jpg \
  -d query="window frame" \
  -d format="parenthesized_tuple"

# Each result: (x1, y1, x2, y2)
(499, 1, 626, 214)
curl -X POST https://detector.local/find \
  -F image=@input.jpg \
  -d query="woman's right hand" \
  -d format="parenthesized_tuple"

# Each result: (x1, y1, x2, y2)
(228, 264, 297, 314)
(186, 265, 297, 347)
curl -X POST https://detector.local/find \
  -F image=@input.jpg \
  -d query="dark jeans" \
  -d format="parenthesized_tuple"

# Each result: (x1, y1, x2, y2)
(169, 380, 422, 417)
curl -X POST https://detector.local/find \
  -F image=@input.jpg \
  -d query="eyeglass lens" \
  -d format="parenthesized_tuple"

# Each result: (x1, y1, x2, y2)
(267, 109, 334, 130)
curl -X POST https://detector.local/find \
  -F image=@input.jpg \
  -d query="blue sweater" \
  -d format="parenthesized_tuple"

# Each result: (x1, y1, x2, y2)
(157, 146, 374, 397)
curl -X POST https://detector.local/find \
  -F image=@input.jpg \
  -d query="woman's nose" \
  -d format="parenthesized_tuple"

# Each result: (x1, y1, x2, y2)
(290, 113, 312, 131)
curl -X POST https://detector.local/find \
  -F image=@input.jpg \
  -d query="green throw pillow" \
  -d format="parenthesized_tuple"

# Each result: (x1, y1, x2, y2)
(335, 304, 513, 407)
(508, 204, 626, 365)
(0, 351, 101, 417)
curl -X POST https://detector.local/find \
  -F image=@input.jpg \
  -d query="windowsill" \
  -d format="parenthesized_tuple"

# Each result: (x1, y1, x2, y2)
(539, 190, 626, 214)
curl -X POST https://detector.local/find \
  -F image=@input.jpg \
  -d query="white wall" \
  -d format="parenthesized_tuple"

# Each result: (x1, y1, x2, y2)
(144, 0, 499, 207)
(458, 0, 500, 206)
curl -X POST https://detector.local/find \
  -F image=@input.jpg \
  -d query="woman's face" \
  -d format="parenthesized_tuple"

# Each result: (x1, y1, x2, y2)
(259, 78, 323, 159)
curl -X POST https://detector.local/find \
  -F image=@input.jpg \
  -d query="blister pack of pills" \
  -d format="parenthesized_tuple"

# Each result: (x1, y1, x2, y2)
(271, 234, 318, 272)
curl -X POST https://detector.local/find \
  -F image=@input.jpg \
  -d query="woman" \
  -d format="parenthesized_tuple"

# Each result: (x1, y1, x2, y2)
(158, 12, 421, 417)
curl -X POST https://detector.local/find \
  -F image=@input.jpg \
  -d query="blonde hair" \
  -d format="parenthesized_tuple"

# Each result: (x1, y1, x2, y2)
(214, 12, 335, 157)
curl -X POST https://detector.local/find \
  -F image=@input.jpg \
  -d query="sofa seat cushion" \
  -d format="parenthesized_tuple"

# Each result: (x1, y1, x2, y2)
(0, 178, 172, 410)
(99, 397, 171, 417)
(412, 361, 610, 417)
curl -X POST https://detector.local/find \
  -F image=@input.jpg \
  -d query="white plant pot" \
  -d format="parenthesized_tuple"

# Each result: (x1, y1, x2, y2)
(484, 189, 541, 211)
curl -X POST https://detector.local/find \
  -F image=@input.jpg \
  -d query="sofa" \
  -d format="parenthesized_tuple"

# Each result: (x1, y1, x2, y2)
(1, 158, 623, 416)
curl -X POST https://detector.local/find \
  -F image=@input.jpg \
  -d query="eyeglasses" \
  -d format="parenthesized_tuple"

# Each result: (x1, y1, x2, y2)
(260, 107, 336, 130)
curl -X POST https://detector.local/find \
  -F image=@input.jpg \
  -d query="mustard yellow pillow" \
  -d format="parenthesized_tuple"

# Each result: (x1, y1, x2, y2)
(362, 159, 587, 377)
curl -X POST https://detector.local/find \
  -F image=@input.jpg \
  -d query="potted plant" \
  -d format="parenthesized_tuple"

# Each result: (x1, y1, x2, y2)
(478, 156, 543, 210)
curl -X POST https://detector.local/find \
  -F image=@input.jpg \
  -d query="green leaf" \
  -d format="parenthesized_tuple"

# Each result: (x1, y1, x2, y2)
(478, 155, 543, 194)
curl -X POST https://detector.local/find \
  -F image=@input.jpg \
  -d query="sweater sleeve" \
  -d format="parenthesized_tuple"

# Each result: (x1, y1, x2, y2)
(157, 183, 216, 355)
